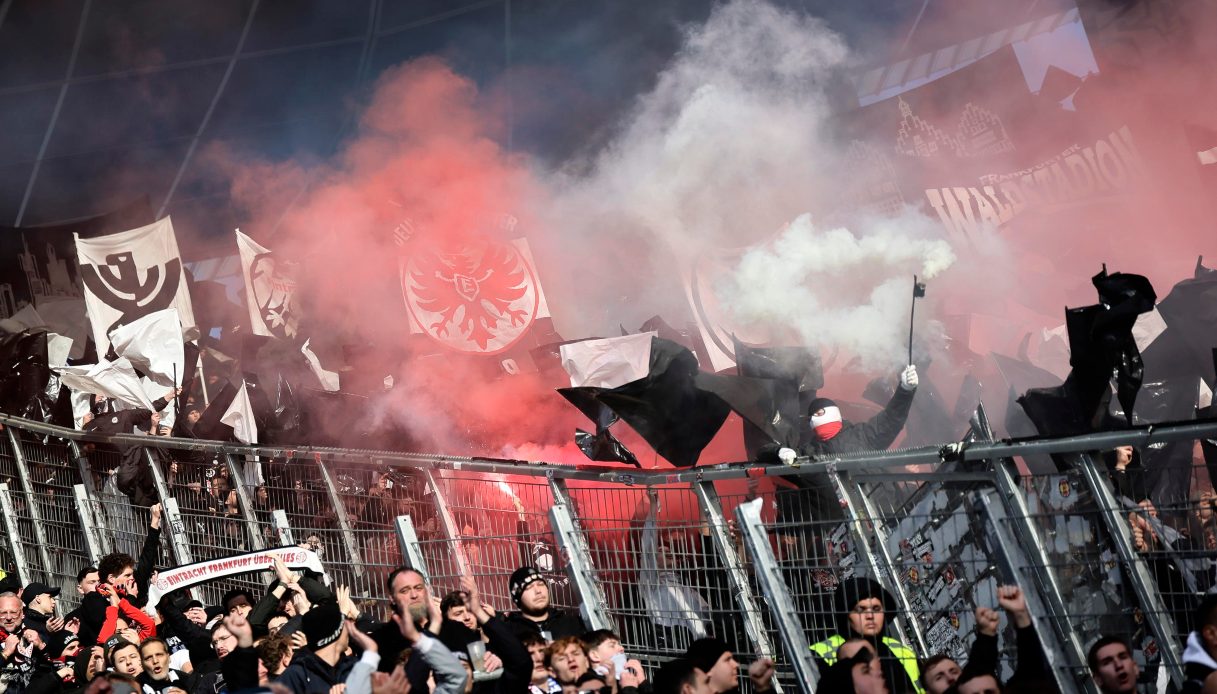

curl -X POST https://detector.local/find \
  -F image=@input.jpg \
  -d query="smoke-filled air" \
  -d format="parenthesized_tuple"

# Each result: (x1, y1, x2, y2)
(198, 0, 1216, 463)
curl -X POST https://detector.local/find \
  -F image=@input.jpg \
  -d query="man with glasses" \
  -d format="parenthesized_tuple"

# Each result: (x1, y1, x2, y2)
(810, 578, 923, 694)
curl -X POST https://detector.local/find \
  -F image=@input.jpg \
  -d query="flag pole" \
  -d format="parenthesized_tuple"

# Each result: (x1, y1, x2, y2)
(197, 349, 210, 407)
(908, 275, 917, 365)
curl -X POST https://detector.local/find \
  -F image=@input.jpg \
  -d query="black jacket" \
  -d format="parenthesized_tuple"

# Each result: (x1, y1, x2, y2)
(75, 591, 109, 648)
(477, 615, 533, 694)
(770, 387, 915, 524)
(504, 610, 586, 643)
(20, 608, 68, 660)
(275, 649, 356, 694)
(368, 619, 456, 694)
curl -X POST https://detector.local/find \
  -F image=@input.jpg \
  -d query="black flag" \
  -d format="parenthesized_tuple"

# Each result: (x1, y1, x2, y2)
(1018, 266, 1155, 436)
(562, 338, 730, 468)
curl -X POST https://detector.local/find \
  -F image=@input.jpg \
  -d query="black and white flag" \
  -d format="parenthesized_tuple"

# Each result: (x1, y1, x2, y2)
(236, 229, 299, 339)
(76, 217, 197, 356)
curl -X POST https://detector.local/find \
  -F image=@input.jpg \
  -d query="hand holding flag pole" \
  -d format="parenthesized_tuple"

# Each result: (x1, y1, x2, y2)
(909, 276, 926, 366)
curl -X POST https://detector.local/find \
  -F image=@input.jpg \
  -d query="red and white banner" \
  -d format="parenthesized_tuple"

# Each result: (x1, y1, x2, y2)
(399, 237, 550, 355)
(145, 546, 324, 614)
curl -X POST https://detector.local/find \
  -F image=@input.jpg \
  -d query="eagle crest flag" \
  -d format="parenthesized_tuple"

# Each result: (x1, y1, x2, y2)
(236, 229, 299, 339)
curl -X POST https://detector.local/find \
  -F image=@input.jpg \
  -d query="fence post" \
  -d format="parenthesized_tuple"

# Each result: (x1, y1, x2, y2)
(422, 469, 471, 578)
(830, 471, 928, 656)
(0, 483, 32, 586)
(967, 404, 1089, 691)
(272, 509, 295, 547)
(142, 448, 195, 566)
(1072, 452, 1184, 689)
(976, 487, 1084, 694)
(547, 477, 613, 631)
(223, 453, 266, 552)
(68, 440, 114, 556)
(73, 484, 104, 564)
(735, 497, 819, 693)
(394, 514, 432, 590)
(317, 458, 365, 578)
(6, 428, 55, 581)
(692, 481, 783, 674)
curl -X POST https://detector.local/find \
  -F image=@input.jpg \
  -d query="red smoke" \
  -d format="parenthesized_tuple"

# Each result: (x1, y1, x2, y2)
(213, 58, 589, 458)
(205, 1, 1217, 470)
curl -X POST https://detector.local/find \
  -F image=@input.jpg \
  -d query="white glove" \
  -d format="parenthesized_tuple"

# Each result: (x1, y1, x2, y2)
(778, 447, 797, 465)
(900, 365, 918, 391)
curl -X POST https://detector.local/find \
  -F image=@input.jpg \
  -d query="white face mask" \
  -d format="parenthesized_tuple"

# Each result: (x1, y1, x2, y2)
(810, 406, 842, 428)
(811, 406, 843, 440)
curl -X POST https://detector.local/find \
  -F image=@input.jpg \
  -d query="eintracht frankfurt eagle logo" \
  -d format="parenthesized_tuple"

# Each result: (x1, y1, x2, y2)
(400, 237, 541, 354)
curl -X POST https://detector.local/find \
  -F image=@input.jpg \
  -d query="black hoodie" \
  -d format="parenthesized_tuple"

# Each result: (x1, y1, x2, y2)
(275, 648, 356, 694)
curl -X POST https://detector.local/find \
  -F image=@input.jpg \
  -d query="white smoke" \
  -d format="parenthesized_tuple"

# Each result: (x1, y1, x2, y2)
(543, 0, 967, 373)
(542, 0, 853, 335)
(721, 210, 956, 370)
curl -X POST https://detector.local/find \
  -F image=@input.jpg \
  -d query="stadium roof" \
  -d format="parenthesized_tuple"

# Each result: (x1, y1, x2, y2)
(0, 0, 1075, 258)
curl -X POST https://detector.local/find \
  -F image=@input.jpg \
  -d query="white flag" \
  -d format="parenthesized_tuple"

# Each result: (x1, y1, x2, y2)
(560, 332, 656, 389)
(108, 308, 184, 388)
(76, 217, 197, 357)
(55, 358, 155, 410)
(47, 333, 73, 367)
(236, 229, 299, 339)
(301, 338, 340, 392)
(221, 381, 258, 444)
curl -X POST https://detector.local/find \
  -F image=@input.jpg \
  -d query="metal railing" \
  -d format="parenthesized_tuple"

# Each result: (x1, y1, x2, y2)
(0, 411, 1214, 694)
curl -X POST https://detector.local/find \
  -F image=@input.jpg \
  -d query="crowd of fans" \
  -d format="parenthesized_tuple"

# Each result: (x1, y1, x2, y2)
(0, 503, 778, 694)
(0, 367, 1206, 694)
(4, 491, 1216, 694)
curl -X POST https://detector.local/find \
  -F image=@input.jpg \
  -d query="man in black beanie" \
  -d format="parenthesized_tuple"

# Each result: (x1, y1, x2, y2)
(682, 637, 775, 694)
(504, 566, 585, 643)
(768, 365, 918, 524)
(810, 578, 920, 694)
(275, 601, 355, 693)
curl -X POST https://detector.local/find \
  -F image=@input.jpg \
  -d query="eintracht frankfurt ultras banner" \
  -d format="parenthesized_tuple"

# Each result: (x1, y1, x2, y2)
(75, 217, 197, 357)
(236, 229, 299, 339)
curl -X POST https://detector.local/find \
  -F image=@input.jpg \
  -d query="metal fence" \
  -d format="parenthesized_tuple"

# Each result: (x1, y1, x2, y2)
(0, 410, 1214, 694)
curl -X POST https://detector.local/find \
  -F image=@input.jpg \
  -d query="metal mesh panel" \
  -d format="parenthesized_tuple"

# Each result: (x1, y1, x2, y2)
(421, 471, 561, 612)
(1009, 460, 1213, 686)
(13, 433, 95, 612)
(0, 412, 1213, 694)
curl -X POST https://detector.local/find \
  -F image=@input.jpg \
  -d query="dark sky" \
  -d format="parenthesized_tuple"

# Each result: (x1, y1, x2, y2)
(0, 0, 1069, 256)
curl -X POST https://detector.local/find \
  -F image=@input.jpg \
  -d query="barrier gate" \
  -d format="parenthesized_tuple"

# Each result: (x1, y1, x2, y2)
(0, 409, 1214, 694)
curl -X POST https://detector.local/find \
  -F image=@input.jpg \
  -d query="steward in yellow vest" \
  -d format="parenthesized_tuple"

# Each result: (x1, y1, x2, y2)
(809, 577, 924, 694)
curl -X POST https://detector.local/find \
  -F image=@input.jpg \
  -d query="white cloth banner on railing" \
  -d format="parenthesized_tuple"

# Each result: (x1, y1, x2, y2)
(560, 332, 655, 389)
(145, 546, 324, 615)
(76, 217, 197, 356)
